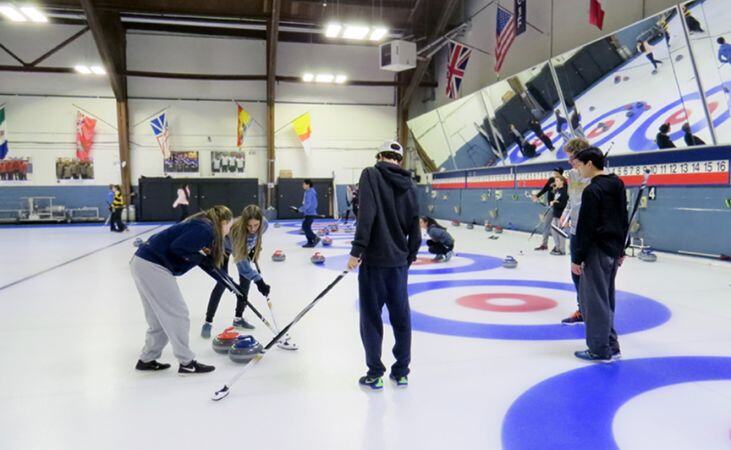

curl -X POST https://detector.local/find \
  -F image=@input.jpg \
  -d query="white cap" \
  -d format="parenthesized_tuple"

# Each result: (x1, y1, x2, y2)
(378, 141, 403, 159)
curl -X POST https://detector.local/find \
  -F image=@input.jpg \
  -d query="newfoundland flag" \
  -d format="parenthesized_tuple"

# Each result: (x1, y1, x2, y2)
(0, 105, 7, 160)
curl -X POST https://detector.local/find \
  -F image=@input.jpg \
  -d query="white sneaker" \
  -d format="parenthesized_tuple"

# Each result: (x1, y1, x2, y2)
(444, 251, 454, 262)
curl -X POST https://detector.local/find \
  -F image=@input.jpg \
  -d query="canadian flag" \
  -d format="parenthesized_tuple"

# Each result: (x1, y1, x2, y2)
(589, 0, 605, 30)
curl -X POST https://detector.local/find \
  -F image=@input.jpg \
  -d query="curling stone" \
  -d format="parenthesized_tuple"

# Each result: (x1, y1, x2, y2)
(322, 236, 333, 247)
(613, 75, 622, 84)
(228, 335, 263, 363)
(502, 256, 518, 269)
(344, 226, 354, 233)
(212, 326, 240, 354)
(466, 223, 474, 230)
(638, 249, 658, 262)
(272, 250, 286, 262)
(451, 220, 460, 227)
(310, 252, 326, 264)
(589, 106, 596, 112)
(494, 226, 504, 234)
(626, 111, 635, 118)
(133, 238, 144, 247)
(317, 228, 329, 237)
(329, 224, 339, 232)
(675, 54, 684, 62)
(274, 222, 281, 228)
(623, 76, 630, 82)
(635, 101, 644, 108)
(485, 224, 494, 232)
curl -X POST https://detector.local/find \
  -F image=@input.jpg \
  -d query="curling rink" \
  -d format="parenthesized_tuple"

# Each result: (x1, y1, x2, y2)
(1, 220, 730, 450)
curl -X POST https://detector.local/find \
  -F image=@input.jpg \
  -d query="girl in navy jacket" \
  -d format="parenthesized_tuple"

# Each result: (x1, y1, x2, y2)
(421, 216, 455, 262)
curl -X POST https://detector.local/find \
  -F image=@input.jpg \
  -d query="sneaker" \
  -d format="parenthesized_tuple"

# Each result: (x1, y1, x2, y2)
(358, 376, 384, 390)
(178, 360, 215, 374)
(431, 254, 444, 262)
(574, 350, 613, 363)
(389, 374, 408, 387)
(201, 322, 212, 339)
(302, 242, 315, 248)
(135, 359, 171, 371)
(550, 249, 565, 256)
(313, 237, 321, 247)
(534, 245, 548, 251)
(233, 317, 256, 330)
(444, 251, 454, 262)
(561, 310, 583, 325)
(611, 350, 622, 360)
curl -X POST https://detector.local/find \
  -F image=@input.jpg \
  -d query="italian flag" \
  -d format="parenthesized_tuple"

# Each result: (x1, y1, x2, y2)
(0, 105, 7, 160)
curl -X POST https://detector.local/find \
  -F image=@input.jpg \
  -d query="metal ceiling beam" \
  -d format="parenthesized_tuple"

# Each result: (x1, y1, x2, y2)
(266, 0, 281, 209)
(28, 26, 90, 67)
(399, 0, 458, 110)
(78, 1, 126, 99)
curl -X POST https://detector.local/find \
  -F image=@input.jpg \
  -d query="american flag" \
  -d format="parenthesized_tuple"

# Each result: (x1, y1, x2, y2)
(445, 41, 472, 99)
(150, 113, 171, 159)
(495, 5, 517, 73)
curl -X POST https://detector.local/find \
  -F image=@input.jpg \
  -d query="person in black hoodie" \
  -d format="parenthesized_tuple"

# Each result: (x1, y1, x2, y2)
(682, 123, 706, 147)
(531, 168, 563, 251)
(571, 147, 628, 363)
(348, 141, 421, 390)
(656, 123, 676, 149)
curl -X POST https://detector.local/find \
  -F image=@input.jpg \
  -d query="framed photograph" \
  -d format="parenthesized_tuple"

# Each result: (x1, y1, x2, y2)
(165, 151, 199, 174)
(0, 156, 33, 183)
(211, 151, 245, 174)
(56, 157, 94, 181)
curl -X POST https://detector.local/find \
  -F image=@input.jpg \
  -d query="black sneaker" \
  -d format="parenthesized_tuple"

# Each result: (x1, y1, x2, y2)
(135, 359, 171, 371)
(178, 360, 215, 374)
(302, 242, 315, 248)
(233, 317, 255, 330)
(358, 376, 384, 390)
(313, 237, 321, 247)
(389, 373, 409, 387)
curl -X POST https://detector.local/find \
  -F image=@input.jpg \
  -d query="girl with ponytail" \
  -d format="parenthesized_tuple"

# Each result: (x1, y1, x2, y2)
(130, 205, 233, 375)
(201, 204, 270, 338)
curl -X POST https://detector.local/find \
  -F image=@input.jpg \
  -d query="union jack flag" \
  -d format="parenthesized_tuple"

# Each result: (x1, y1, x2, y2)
(150, 113, 170, 159)
(495, 5, 517, 73)
(445, 41, 471, 100)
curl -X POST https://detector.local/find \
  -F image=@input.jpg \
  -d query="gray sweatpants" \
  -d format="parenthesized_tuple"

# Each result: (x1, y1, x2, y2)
(130, 255, 195, 365)
(578, 247, 620, 358)
(540, 210, 553, 246)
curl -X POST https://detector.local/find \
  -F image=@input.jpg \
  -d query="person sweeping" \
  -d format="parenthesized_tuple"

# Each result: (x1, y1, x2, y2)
(131, 205, 233, 374)
(201, 205, 269, 337)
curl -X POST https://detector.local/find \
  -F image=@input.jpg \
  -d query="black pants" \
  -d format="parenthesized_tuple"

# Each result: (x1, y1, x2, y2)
(536, 132, 555, 150)
(427, 239, 453, 256)
(110, 208, 126, 232)
(645, 53, 662, 70)
(205, 256, 249, 322)
(359, 264, 411, 378)
(578, 247, 621, 358)
(176, 205, 189, 223)
(302, 215, 317, 243)
(569, 235, 581, 310)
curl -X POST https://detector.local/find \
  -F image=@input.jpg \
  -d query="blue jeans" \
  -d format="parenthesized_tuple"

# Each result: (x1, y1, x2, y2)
(569, 234, 581, 309)
(358, 264, 411, 378)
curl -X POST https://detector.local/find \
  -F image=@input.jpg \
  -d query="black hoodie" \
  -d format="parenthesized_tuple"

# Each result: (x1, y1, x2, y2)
(573, 174, 629, 264)
(350, 161, 421, 267)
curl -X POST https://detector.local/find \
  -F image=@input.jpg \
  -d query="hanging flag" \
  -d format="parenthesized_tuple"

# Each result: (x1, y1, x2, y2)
(589, 0, 605, 30)
(75, 111, 96, 161)
(150, 112, 171, 159)
(495, 5, 517, 74)
(445, 41, 472, 100)
(0, 105, 8, 160)
(514, 0, 527, 35)
(293, 112, 312, 155)
(236, 104, 252, 148)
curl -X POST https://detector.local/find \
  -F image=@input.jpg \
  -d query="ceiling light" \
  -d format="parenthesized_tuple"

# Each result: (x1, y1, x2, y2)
(90, 65, 106, 75)
(315, 73, 334, 83)
(302, 73, 315, 82)
(324, 22, 341, 38)
(369, 27, 388, 41)
(74, 65, 92, 74)
(0, 5, 27, 22)
(19, 6, 47, 22)
(342, 25, 369, 40)
(334, 75, 347, 84)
